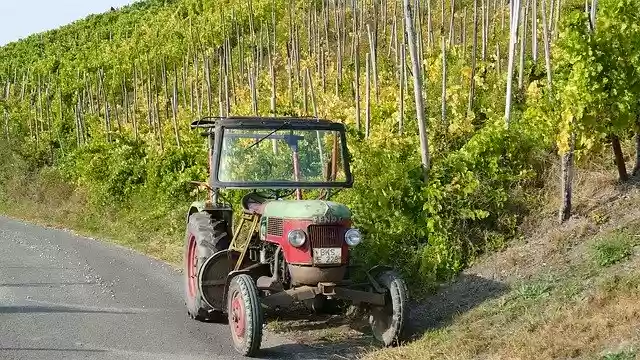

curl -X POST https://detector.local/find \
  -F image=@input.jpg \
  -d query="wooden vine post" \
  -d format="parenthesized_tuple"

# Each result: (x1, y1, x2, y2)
(403, 0, 430, 182)
(504, 0, 521, 127)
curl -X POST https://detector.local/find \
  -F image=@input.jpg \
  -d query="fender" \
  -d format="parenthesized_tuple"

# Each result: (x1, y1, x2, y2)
(366, 265, 394, 293)
(187, 200, 234, 233)
(198, 249, 232, 311)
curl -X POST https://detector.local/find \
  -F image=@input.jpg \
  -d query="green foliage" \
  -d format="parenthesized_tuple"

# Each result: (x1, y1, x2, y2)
(514, 281, 554, 301)
(3, 0, 640, 294)
(553, 0, 640, 155)
(592, 233, 635, 267)
(600, 350, 637, 360)
(338, 116, 546, 288)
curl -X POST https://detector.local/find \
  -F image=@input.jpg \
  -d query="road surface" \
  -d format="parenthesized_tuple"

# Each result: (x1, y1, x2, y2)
(0, 216, 328, 360)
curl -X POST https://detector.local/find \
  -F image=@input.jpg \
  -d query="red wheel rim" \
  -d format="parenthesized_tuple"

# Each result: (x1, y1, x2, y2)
(230, 292, 245, 338)
(186, 235, 197, 298)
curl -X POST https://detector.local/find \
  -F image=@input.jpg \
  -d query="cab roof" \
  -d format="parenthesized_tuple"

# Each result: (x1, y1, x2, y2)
(190, 116, 344, 130)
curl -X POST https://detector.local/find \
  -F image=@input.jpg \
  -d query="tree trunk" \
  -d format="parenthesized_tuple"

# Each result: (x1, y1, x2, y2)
(559, 133, 575, 223)
(611, 135, 628, 182)
(404, 0, 430, 182)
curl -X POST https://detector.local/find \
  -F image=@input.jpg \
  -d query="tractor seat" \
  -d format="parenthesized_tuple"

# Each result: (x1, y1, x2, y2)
(241, 193, 268, 215)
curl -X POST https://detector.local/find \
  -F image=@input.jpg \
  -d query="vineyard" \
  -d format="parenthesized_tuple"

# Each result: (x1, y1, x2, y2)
(0, 0, 639, 291)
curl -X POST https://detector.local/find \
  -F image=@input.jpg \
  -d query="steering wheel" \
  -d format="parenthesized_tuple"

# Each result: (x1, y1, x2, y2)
(254, 189, 296, 200)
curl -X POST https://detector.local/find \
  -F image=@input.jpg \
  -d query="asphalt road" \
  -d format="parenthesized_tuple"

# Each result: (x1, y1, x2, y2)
(0, 216, 325, 360)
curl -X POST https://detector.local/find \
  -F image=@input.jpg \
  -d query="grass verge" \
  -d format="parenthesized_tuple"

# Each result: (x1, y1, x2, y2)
(0, 164, 184, 266)
(365, 227, 640, 360)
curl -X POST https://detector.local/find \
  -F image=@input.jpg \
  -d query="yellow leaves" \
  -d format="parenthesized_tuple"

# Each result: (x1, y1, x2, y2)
(556, 110, 574, 154)
(460, 66, 472, 81)
(448, 114, 475, 137)
(526, 81, 543, 101)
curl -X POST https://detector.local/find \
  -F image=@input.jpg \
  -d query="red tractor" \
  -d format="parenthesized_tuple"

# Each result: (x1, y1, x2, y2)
(184, 117, 407, 356)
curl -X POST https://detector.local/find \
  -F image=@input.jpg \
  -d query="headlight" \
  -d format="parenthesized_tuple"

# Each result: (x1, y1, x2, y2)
(345, 228, 362, 246)
(287, 229, 307, 247)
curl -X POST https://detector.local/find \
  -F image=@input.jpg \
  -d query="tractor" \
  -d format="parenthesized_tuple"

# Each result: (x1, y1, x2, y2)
(183, 116, 408, 356)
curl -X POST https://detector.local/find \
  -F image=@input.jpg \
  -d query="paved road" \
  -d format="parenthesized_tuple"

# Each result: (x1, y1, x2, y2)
(0, 216, 324, 360)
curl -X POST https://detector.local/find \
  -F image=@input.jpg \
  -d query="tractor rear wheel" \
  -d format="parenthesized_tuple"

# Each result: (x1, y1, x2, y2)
(369, 271, 408, 346)
(228, 274, 263, 357)
(183, 211, 230, 321)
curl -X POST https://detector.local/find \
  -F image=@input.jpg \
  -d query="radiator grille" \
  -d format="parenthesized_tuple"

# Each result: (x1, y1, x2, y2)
(307, 225, 345, 248)
(267, 218, 284, 236)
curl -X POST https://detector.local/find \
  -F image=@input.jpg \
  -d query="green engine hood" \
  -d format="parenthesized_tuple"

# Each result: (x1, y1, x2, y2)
(262, 200, 351, 222)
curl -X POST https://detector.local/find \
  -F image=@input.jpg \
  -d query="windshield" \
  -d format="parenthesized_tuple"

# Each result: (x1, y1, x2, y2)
(217, 127, 349, 187)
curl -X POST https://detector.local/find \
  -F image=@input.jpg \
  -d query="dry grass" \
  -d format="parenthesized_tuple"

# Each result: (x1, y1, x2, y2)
(365, 161, 640, 360)
(366, 255, 640, 360)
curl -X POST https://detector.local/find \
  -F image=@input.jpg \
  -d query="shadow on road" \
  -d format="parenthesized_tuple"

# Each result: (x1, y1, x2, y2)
(0, 305, 138, 315)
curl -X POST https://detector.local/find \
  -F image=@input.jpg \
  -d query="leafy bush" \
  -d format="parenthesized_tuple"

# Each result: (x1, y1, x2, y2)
(338, 117, 548, 289)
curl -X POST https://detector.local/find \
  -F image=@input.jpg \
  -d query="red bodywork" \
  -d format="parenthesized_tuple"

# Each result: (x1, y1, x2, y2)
(264, 219, 351, 265)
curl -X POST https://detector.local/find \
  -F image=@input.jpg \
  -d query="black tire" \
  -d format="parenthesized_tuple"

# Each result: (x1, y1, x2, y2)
(183, 211, 230, 321)
(227, 274, 263, 357)
(369, 270, 408, 346)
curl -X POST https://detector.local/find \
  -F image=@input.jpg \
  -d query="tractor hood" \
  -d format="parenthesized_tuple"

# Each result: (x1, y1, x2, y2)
(262, 200, 351, 223)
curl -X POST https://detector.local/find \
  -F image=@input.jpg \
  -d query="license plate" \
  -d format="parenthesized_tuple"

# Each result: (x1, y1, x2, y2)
(313, 247, 342, 264)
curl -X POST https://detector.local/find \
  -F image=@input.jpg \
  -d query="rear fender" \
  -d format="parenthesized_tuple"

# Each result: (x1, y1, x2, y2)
(366, 265, 393, 293)
(187, 201, 233, 235)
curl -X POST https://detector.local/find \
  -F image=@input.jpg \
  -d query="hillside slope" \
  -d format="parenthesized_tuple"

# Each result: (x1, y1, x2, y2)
(363, 169, 640, 359)
(0, 0, 560, 289)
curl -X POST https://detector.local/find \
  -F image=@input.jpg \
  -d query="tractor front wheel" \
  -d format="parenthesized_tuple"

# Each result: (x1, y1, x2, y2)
(228, 274, 263, 357)
(369, 271, 408, 346)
